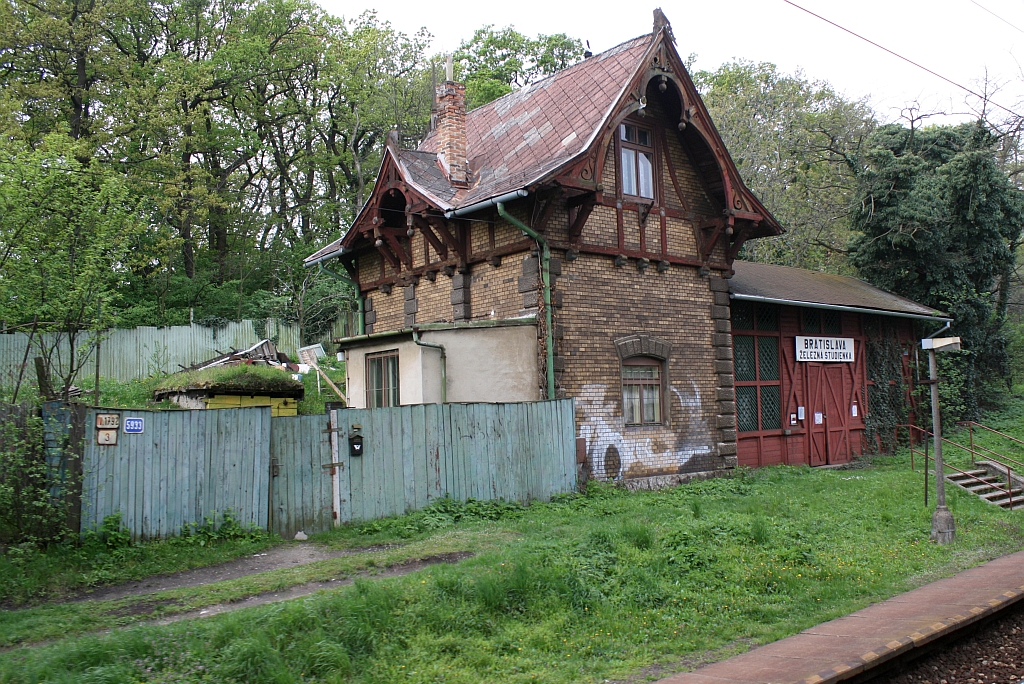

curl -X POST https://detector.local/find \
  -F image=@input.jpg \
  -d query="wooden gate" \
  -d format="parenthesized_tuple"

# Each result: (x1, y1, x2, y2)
(268, 414, 334, 539)
(268, 400, 578, 537)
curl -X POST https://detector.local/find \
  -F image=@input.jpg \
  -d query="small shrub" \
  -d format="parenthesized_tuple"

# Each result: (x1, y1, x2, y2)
(177, 510, 267, 547)
(0, 404, 70, 546)
(750, 516, 770, 545)
(619, 521, 654, 549)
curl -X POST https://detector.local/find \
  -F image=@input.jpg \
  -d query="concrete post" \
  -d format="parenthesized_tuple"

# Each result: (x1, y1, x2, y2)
(929, 347, 955, 544)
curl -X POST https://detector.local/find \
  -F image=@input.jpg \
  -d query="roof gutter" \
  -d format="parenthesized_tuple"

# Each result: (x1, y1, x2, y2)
(444, 189, 528, 219)
(304, 245, 349, 269)
(496, 199, 556, 402)
(730, 293, 952, 323)
(315, 261, 364, 336)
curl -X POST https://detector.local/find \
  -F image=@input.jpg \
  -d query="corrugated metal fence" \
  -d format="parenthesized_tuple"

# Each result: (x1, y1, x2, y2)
(0, 313, 356, 384)
(81, 399, 577, 541)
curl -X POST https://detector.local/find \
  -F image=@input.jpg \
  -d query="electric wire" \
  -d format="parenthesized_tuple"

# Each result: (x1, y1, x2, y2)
(968, 0, 1024, 36)
(782, 0, 1023, 120)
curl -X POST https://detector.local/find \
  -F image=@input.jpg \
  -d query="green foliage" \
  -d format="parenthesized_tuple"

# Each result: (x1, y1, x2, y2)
(454, 26, 584, 109)
(295, 356, 346, 415)
(863, 318, 909, 451)
(0, 134, 148, 394)
(352, 495, 525, 540)
(0, 404, 70, 546)
(694, 60, 875, 272)
(178, 510, 266, 548)
(153, 364, 303, 396)
(849, 122, 1024, 420)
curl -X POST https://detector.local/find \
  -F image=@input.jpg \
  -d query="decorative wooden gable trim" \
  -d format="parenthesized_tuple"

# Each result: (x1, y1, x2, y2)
(546, 24, 780, 269)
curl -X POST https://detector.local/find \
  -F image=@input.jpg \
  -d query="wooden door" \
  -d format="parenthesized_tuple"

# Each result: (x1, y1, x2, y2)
(806, 364, 827, 466)
(823, 365, 851, 464)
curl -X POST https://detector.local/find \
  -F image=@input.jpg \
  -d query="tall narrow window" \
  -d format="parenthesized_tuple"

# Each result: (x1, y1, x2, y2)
(366, 350, 400, 408)
(731, 302, 782, 432)
(619, 123, 655, 199)
(622, 357, 662, 425)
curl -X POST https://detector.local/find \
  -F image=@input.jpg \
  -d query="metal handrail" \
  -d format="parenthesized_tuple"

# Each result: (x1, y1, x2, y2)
(901, 424, 1016, 509)
(959, 421, 1024, 449)
(956, 421, 1024, 472)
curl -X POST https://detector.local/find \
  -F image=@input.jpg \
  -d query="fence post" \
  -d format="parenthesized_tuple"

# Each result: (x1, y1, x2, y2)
(1008, 465, 1013, 510)
(969, 422, 975, 466)
(913, 423, 921, 473)
(924, 431, 929, 507)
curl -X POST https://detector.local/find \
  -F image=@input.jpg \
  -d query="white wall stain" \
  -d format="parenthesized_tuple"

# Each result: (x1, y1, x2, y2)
(578, 381, 713, 480)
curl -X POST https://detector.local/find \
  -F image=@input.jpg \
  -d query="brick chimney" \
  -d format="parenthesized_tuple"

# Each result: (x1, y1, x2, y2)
(435, 56, 468, 187)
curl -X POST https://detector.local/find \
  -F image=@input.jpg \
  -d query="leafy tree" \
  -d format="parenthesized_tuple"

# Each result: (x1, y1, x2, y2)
(454, 26, 583, 109)
(695, 61, 876, 272)
(0, 134, 148, 395)
(848, 122, 1024, 417)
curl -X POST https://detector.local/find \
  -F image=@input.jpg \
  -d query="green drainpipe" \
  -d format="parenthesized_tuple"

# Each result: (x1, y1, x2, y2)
(496, 201, 555, 401)
(412, 329, 447, 403)
(318, 263, 365, 336)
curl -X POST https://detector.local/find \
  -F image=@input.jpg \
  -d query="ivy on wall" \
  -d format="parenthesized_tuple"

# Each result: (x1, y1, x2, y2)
(863, 317, 910, 453)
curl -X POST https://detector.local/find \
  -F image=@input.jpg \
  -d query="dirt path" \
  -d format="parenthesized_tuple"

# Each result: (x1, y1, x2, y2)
(147, 551, 473, 626)
(0, 551, 473, 654)
(69, 542, 401, 604)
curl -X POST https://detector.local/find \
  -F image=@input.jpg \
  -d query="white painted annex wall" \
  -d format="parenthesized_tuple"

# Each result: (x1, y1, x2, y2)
(343, 324, 539, 408)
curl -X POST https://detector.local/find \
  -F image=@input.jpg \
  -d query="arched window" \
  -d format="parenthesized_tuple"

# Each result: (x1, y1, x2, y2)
(615, 334, 670, 426)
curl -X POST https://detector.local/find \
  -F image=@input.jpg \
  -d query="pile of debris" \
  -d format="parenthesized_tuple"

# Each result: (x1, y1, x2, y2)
(182, 339, 307, 374)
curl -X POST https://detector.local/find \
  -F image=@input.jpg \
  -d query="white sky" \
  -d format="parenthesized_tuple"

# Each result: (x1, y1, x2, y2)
(315, 0, 1024, 126)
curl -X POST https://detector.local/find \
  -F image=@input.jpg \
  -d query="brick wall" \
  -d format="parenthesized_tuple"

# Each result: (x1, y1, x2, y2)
(552, 251, 734, 479)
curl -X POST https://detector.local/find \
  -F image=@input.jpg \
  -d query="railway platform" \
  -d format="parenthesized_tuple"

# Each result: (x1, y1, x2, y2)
(657, 549, 1024, 684)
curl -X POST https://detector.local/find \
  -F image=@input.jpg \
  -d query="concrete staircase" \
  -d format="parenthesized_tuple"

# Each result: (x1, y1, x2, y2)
(945, 461, 1024, 510)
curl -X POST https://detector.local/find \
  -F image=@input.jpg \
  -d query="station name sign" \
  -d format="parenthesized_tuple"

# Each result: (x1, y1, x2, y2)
(795, 336, 855, 363)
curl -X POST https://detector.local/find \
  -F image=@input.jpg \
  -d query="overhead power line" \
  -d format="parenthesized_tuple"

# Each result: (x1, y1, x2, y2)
(782, 0, 1023, 120)
(968, 0, 1024, 36)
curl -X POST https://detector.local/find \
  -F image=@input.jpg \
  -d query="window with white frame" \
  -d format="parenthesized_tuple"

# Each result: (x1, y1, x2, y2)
(365, 350, 400, 408)
(619, 123, 655, 200)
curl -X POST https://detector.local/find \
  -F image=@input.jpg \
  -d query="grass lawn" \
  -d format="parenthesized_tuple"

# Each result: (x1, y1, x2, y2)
(2, 450, 1023, 683)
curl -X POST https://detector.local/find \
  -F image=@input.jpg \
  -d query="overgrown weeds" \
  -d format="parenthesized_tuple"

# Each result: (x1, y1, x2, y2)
(0, 401, 72, 547)
(325, 495, 525, 544)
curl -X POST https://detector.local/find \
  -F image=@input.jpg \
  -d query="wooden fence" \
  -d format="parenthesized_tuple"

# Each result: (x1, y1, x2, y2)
(80, 399, 577, 541)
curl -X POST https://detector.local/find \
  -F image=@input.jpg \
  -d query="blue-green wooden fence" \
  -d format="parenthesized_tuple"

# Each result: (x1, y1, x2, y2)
(81, 407, 272, 540)
(81, 400, 576, 540)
